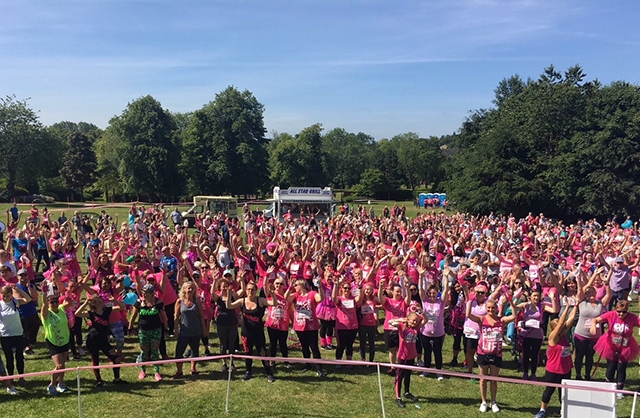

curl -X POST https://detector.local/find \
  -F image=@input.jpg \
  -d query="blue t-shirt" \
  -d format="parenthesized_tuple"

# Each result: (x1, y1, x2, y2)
(11, 238, 28, 260)
(9, 207, 18, 221)
(160, 256, 178, 282)
(16, 283, 38, 318)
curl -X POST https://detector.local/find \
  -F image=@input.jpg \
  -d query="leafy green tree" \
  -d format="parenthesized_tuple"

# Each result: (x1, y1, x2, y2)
(352, 168, 386, 198)
(372, 139, 402, 190)
(59, 132, 97, 200)
(181, 87, 269, 196)
(321, 128, 375, 189)
(268, 124, 326, 188)
(0, 96, 54, 195)
(106, 95, 181, 200)
(93, 129, 125, 201)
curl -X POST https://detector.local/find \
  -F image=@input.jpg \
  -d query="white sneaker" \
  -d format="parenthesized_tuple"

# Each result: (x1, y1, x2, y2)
(437, 374, 444, 381)
(479, 402, 488, 413)
(6, 387, 17, 395)
(491, 402, 500, 412)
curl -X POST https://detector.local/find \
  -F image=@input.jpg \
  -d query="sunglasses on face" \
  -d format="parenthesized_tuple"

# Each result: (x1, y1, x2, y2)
(515, 282, 522, 285)
(410, 288, 418, 292)
(342, 287, 350, 290)
(274, 282, 284, 285)
(476, 291, 486, 295)
(617, 310, 628, 314)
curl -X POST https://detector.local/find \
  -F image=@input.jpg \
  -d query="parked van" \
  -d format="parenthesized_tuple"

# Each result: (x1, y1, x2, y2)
(181, 196, 238, 227)
(263, 187, 335, 222)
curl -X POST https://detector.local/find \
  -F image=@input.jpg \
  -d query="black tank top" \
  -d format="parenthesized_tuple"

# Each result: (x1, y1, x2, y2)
(241, 299, 265, 336)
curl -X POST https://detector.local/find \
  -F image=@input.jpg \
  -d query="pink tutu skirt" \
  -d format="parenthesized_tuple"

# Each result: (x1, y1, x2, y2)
(315, 303, 336, 321)
(594, 334, 640, 362)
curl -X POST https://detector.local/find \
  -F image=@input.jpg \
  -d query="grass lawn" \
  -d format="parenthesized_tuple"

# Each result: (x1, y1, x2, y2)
(4, 317, 639, 418)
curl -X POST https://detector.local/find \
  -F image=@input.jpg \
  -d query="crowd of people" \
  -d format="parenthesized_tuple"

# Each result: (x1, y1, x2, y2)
(0, 202, 639, 416)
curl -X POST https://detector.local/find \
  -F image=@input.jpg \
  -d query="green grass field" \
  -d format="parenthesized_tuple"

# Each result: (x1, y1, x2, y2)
(0, 201, 636, 417)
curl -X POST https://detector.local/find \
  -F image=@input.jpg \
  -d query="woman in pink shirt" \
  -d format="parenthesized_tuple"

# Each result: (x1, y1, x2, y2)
(534, 301, 579, 418)
(285, 279, 326, 377)
(265, 276, 293, 368)
(418, 274, 450, 380)
(333, 279, 359, 365)
(590, 300, 640, 397)
(358, 283, 379, 362)
(466, 298, 518, 413)
(379, 278, 411, 374)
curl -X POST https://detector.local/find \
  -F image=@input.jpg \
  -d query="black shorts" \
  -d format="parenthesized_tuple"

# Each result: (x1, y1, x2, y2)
(384, 330, 399, 350)
(465, 337, 479, 350)
(477, 354, 502, 368)
(46, 340, 70, 356)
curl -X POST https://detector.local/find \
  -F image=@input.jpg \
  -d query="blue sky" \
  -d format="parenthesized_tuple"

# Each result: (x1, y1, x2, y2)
(1, 0, 639, 140)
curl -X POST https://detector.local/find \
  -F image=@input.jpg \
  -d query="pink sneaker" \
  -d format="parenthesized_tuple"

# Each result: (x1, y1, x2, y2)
(138, 371, 146, 380)
(154, 373, 163, 382)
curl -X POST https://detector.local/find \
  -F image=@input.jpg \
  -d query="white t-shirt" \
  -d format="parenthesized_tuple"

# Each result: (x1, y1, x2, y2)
(0, 299, 24, 337)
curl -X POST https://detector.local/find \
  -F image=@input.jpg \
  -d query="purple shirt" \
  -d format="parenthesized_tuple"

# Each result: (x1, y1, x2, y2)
(610, 265, 631, 292)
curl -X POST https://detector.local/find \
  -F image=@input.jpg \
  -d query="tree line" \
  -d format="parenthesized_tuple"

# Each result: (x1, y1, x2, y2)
(1, 65, 639, 219)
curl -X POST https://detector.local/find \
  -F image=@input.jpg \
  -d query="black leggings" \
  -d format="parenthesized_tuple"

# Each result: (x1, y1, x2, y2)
(21, 315, 41, 347)
(165, 303, 176, 334)
(35, 248, 50, 272)
(267, 327, 289, 359)
(541, 370, 571, 404)
(296, 330, 323, 371)
(175, 335, 201, 359)
(522, 337, 543, 376)
(573, 336, 596, 378)
(242, 331, 272, 376)
(395, 358, 414, 398)
(336, 329, 358, 360)
(359, 325, 376, 362)
(606, 359, 628, 389)
(319, 319, 335, 339)
(217, 324, 238, 356)
(87, 334, 120, 381)
(69, 318, 83, 355)
(0, 335, 25, 375)
(420, 334, 444, 370)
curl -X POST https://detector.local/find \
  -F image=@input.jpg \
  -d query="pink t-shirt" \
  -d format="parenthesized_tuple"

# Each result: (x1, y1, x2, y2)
(359, 299, 378, 327)
(383, 297, 407, 331)
(477, 316, 504, 356)
(335, 296, 358, 330)
(266, 293, 291, 331)
(292, 291, 320, 332)
(397, 323, 419, 360)
(421, 299, 445, 337)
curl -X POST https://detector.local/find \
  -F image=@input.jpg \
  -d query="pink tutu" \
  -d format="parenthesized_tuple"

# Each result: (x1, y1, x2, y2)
(315, 303, 336, 321)
(594, 333, 640, 362)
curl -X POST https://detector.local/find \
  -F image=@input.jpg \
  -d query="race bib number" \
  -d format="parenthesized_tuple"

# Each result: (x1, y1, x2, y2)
(464, 326, 479, 339)
(612, 336, 629, 347)
(584, 319, 594, 330)
(525, 319, 540, 329)
(271, 307, 285, 320)
(481, 331, 502, 353)
(561, 346, 572, 357)
(296, 309, 311, 321)
(361, 304, 374, 315)
(341, 299, 354, 309)
(426, 313, 438, 324)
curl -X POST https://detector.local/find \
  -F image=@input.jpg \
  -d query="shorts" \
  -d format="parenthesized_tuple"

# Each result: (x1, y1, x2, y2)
(465, 337, 479, 350)
(384, 330, 399, 350)
(46, 340, 70, 356)
(477, 354, 502, 368)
